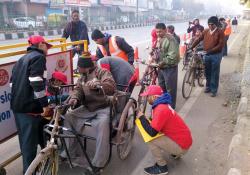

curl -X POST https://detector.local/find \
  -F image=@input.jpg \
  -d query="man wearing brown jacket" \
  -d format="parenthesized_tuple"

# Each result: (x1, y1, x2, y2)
(64, 53, 116, 174)
(191, 16, 225, 97)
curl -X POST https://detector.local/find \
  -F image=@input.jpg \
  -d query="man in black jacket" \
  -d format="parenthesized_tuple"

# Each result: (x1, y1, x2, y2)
(187, 18, 204, 37)
(167, 25, 180, 45)
(91, 29, 134, 65)
(10, 35, 53, 174)
(62, 10, 89, 55)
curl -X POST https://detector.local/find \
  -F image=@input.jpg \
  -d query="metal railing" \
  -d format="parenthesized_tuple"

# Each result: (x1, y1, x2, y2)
(0, 38, 88, 174)
(0, 38, 88, 59)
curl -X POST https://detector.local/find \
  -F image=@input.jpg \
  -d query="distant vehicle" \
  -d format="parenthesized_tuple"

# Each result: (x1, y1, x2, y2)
(146, 15, 160, 23)
(47, 13, 67, 28)
(12, 17, 43, 30)
(120, 16, 129, 23)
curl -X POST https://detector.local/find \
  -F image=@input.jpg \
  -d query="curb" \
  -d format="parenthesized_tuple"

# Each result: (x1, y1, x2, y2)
(0, 22, 155, 41)
(227, 24, 250, 175)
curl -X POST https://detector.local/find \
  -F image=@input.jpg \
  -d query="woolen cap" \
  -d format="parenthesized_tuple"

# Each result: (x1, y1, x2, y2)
(91, 29, 105, 40)
(208, 16, 219, 26)
(77, 53, 94, 68)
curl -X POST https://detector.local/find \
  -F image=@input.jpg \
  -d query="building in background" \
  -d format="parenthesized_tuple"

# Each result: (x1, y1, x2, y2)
(0, 0, 183, 30)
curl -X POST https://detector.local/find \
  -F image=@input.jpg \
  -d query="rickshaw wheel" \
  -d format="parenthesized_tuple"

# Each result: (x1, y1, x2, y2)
(117, 100, 136, 160)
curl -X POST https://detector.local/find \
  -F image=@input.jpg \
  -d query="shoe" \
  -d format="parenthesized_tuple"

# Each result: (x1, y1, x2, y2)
(86, 166, 102, 175)
(144, 163, 168, 175)
(211, 93, 216, 97)
(171, 154, 181, 160)
(204, 88, 211, 93)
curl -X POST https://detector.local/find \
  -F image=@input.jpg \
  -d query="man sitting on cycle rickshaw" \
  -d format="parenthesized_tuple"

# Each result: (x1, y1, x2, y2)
(64, 53, 116, 174)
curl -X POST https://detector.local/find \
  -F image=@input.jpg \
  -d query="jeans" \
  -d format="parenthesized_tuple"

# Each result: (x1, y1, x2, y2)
(158, 66, 178, 109)
(223, 35, 229, 56)
(14, 113, 45, 174)
(204, 52, 223, 94)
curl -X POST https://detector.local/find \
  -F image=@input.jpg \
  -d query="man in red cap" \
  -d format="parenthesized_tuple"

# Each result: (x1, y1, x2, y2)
(10, 35, 53, 173)
(137, 85, 192, 175)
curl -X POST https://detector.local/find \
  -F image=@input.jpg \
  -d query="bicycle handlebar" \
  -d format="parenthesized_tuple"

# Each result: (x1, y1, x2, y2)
(141, 62, 159, 68)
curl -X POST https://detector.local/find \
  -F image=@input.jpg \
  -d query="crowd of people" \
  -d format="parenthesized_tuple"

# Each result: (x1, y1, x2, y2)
(9, 9, 238, 175)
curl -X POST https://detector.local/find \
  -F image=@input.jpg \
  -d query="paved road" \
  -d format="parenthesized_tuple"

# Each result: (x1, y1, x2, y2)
(2, 19, 242, 175)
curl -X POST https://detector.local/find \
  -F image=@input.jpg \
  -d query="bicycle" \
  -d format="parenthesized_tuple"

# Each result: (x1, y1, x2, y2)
(182, 42, 193, 69)
(182, 50, 206, 99)
(25, 84, 137, 175)
(138, 62, 159, 113)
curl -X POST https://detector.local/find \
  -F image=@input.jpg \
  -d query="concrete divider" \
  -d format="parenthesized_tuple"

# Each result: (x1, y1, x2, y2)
(227, 26, 250, 175)
(0, 22, 157, 41)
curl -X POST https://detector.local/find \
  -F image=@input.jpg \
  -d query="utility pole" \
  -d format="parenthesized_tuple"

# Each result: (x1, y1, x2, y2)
(136, 0, 139, 23)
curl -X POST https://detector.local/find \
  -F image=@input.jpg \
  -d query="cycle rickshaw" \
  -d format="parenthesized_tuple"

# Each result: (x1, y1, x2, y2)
(25, 83, 137, 175)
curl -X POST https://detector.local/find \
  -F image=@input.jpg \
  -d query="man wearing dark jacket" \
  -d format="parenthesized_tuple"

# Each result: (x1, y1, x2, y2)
(191, 16, 225, 97)
(187, 18, 204, 37)
(96, 56, 136, 92)
(91, 29, 134, 65)
(167, 25, 180, 45)
(10, 35, 53, 174)
(62, 10, 89, 55)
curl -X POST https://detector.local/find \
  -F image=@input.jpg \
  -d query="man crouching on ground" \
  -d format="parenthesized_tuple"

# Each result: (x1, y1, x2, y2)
(137, 85, 193, 175)
(64, 53, 116, 174)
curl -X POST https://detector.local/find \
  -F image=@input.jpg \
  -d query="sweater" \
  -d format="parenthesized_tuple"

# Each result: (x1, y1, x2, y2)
(191, 28, 225, 54)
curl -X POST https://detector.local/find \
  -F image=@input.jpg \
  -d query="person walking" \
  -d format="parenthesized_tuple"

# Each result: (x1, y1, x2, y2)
(232, 17, 238, 33)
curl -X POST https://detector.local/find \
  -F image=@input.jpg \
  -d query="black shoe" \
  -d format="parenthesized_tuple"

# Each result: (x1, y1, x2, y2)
(204, 88, 211, 93)
(86, 166, 102, 175)
(211, 93, 216, 97)
(144, 163, 168, 175)
(171, 154, 181, 160)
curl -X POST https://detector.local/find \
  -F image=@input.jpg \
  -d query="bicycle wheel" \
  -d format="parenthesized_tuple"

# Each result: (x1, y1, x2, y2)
(197, 68, 205, 87)
(117, 100, 136, 160)
(182, 68, 194, 99)
(25, 145, 58, 175)
(137, 85, 148, 113)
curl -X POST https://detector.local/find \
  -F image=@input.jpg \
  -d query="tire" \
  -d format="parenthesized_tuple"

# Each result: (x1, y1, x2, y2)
(25, 145, 58, 175)
(117, 100, 136, 160)
(137, 85, 147, 113)
(182, 69, 194, 99)
(197, 67, 205, 87)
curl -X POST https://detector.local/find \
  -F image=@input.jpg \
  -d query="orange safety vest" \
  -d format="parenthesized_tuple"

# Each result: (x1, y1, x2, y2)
(224, 21, 232, 36)
(97, 36, 129, 62)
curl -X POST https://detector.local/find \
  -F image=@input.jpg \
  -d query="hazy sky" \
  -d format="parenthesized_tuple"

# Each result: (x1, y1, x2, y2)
(197, 0, 243, 15)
